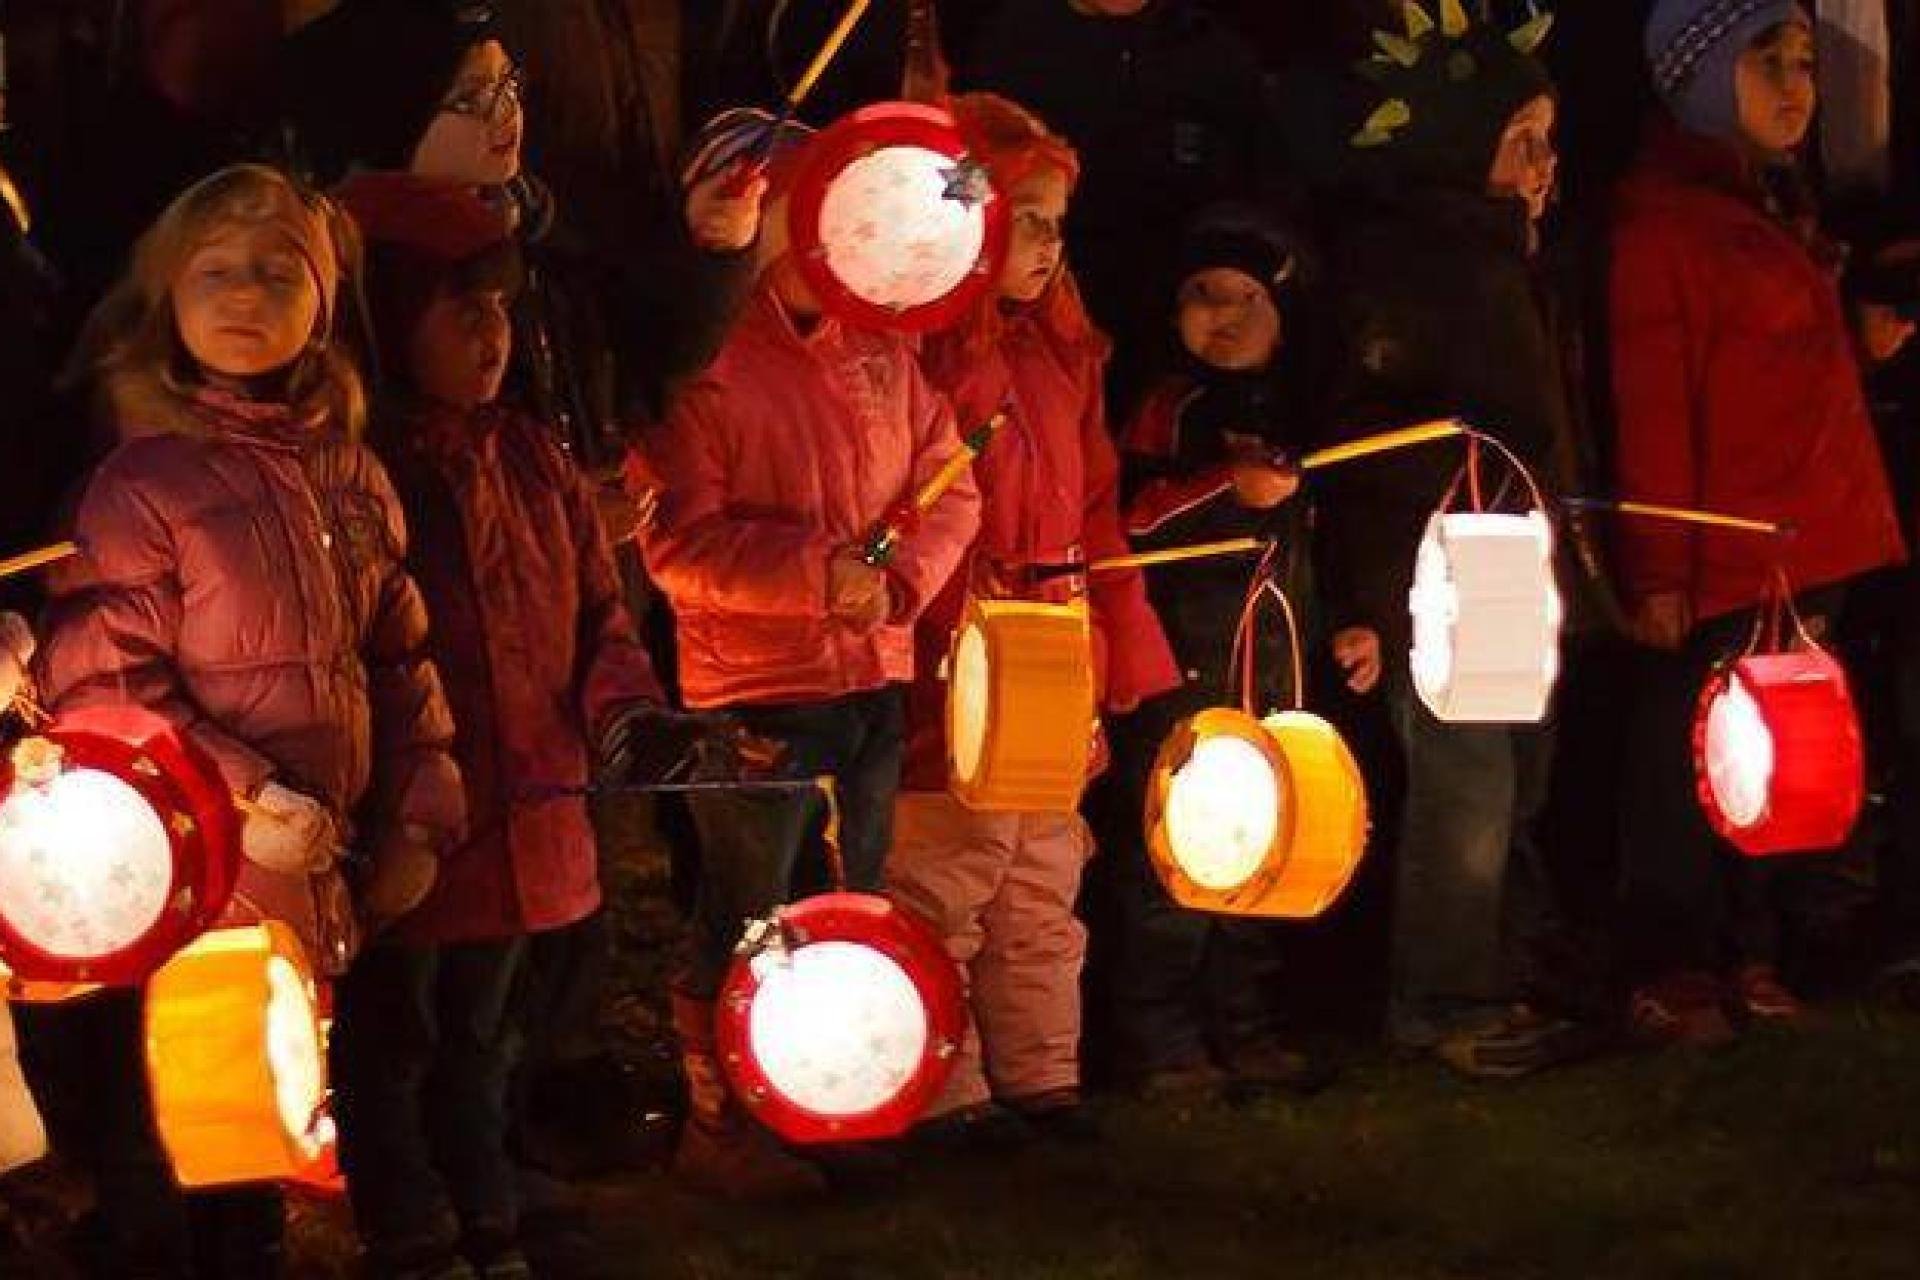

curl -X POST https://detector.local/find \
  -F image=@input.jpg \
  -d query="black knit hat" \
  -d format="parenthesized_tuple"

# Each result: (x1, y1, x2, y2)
(283, 0, 502, 185)
(1174, 203, 1302, 312)
(1349, 1, 1556, 193)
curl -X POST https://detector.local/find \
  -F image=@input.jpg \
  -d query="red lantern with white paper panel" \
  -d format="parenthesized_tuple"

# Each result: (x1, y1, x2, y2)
(787, 101, 1009, 333)
(716, 891, 964, 1144)
(0, 705, 239, 988)
(1692, 591, 1864, 856)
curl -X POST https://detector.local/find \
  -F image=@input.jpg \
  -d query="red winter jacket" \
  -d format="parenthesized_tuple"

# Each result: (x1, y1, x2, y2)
(900, 311, 1179, 790)
(638, 285, 981, 709)
(379, 405, 663, 945)
(37, 388, 464, 973)
(1609, 123, 1905, 622)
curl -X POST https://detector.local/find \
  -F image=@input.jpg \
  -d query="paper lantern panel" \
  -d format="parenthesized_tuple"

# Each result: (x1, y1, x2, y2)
(0, 706, 238, 986)
(947, 597, 1096, 814)
(788, 102, 1009, 333)
(717, 892, 964, 1144)
(1694, 649, 1864, 857)
(1408, 510, 1563, 724)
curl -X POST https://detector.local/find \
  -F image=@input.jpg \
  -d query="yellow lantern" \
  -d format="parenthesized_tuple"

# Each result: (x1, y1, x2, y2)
(946, 596, 1096, 812)
(1144, 581, 1368, 918)
(144, 922, 333, 1188)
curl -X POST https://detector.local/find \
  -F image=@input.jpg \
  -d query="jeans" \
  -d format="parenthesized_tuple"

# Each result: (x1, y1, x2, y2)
(681, 685, 905, 999)
(1092, 691, 1287, 1075)
(331, 938, 528, 1254)
(1387, 676, 1556, 1042)
(1618, 594, 1847, 982)
(13, 989, 284, 1278)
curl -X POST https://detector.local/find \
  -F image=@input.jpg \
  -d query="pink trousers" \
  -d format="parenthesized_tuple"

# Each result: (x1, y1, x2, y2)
(888, 792, 1093, 1115)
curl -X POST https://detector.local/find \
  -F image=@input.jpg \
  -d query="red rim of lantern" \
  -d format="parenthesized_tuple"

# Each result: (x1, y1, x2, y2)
(716, 891, 965, 1144)
(0, 706, 239, 986)
(786, 101, 1010, 334)
(1691, 645, 1864, 857)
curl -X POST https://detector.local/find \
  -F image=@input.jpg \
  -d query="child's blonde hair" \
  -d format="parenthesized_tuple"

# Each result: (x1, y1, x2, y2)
(74, 164, 367, 440)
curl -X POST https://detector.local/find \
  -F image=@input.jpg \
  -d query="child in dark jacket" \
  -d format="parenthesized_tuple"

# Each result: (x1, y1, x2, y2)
(335, 176, 701, 1279)
(1101, 202, 1340, 1096)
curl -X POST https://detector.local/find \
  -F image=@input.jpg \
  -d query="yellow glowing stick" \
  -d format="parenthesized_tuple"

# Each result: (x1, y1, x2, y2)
(0, 541, 79, 581)
(1084, 537, 1268, 576)
(788, 0, 876, 111)
(1300, 419, 1465, 471)
(1599, 500, 1784, 536)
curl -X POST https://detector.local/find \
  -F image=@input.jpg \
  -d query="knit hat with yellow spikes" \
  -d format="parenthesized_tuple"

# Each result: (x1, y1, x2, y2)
(1349, 0, 1556, 194)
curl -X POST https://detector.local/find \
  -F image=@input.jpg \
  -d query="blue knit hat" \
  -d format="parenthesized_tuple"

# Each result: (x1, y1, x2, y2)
(1644, 0, 1807, 142)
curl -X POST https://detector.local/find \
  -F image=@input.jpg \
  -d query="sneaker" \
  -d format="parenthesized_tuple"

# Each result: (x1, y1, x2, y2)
(1218, 1039, 1340, 1097)
(1629, 972, 1737, 1048)
(1436, 1005, 1606, 1079)
(1733, 964, 1807, 1024)
(1006, 1090, 1102, 1146)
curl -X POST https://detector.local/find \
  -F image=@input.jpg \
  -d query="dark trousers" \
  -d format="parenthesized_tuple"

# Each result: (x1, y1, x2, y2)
(331, 938, 528, 1255)
(13, 990, 284, 1279)
(1386, 676, 1557, 1039)
(1093, 690, 1287, 1075)
(1618, 596, 1847, 983)
(681, 685, 905, 999)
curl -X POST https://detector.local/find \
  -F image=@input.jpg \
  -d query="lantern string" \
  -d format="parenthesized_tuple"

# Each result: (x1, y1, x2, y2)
(817, 776, 847, 892)
(1742, 567, 1820, 658)
(1228, 545, 1306, 716)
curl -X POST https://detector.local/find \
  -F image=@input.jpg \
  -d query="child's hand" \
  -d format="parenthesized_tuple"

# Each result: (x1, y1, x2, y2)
(241, 783, 340, 874)
(1332, 627, 1382, 695)
(0, 613, 36, 713)
(685, 165, 769, 254)
(1230, 461, 1301, 510)
(1630, 592, 1691, 651)
(828, 548, 891, 632)
(359, 824, 441, 929)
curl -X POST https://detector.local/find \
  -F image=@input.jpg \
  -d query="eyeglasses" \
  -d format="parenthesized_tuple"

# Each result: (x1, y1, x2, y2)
(439, 66, 524, 126)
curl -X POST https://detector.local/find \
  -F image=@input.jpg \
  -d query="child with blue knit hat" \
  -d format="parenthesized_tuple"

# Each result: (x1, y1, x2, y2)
(1612, 0, 1906, 1046)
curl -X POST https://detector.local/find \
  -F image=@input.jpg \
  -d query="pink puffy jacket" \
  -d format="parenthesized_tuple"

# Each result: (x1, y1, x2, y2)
(37, 388, 464, 973)
(379, 405, 664, 944)
(638, 286, 981, 709)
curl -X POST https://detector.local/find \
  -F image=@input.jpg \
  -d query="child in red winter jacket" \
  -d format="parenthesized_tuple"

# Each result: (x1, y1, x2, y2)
(637, 131, 981, 1197)
(888, 93, 1180, 1142)
(1614, 2, 1906, 1046)
(334, 176, 715, 1277)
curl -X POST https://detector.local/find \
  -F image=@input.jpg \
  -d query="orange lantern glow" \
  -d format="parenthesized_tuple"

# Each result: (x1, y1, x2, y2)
(946, 596, 1096, 812)
(1693, 642, 1864, 858)
(1145, 580, 1369, 918)
(145, 921, 334, 1187)
(0, 707, 239, 987)
(717, 892, 965, 1144)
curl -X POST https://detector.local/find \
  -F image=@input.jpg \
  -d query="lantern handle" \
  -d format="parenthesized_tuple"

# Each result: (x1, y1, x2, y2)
(1228, 545, 1306, 716)
(1435, 428, 1549, 518)
(1742, 567, 1820, 658)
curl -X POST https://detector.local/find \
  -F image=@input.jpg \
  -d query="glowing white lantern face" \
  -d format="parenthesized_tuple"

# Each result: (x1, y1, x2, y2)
(0, 768, 174, 961)
(1703, 674, 1776, 831)
(747, 940, 930, 1118)
(950, 623, 990, 785)
(1408, 511, 1562, 723)
(817, 145, 988, 313)
(264, 956, 327, 1156)
(1164, 734, 1283, 892)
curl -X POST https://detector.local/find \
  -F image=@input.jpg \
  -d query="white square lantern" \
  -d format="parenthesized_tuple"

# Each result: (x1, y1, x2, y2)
(1408, 510, 1563, 724)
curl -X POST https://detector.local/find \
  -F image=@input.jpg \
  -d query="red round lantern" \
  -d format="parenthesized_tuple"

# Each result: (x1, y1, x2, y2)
(0, 706, 239, 986)
(1693, 646, 1864, 857)
(786, 101, 1010, 334)
(716, 891, 965, 1145)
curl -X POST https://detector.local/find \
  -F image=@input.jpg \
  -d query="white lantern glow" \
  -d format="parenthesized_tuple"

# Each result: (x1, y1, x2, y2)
(747, 940, 930, 1118)
(1408, 510, 1563, 723)
(1702, 674, 1775, 830)
(1162, 732, 1283, 892)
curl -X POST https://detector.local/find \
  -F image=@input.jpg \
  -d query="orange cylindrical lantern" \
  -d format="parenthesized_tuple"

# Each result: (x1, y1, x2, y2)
(145, 921, 334, 1187)
(0, 706, 239, 987)
(716, 892, 965, 1145)
(1145, 708, 1368, 919)
(1693, 646, 1864, 857)
(946, 597, 1096, 812)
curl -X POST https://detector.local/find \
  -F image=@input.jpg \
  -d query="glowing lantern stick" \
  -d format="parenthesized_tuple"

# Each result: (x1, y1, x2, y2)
(714, 779, 965, 1143)
(1146, 557, 1369, 918)
(145, 921, 335, 1187)
(716, 0, 877, 195)
(863, 412, 1006, 567)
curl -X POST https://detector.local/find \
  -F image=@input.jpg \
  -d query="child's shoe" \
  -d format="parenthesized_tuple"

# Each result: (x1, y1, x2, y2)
(1629, 972, 1737, 1048)
(1732, 964, 1807, 1025)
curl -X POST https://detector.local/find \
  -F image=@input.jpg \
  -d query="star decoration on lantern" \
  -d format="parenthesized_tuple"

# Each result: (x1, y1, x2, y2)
(940, 157, 991, 209)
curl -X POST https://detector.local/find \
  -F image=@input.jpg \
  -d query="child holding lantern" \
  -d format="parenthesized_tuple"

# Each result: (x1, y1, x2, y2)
(887, 92, 1180, 1142)
(636, 123, 980, 1197)
(1099, 200, 1336, 1097)
(30, 163, 465, 1278)
(1611, 1, 1905, 1045)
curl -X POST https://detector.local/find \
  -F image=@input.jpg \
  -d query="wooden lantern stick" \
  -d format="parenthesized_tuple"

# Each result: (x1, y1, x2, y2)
(1299, 418, 1465, 472)
(1563, 497, 1786, 538)
(862, 412, 1007, 566)
(719, 0, 877, 195)
(0, 541, 79, 582)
